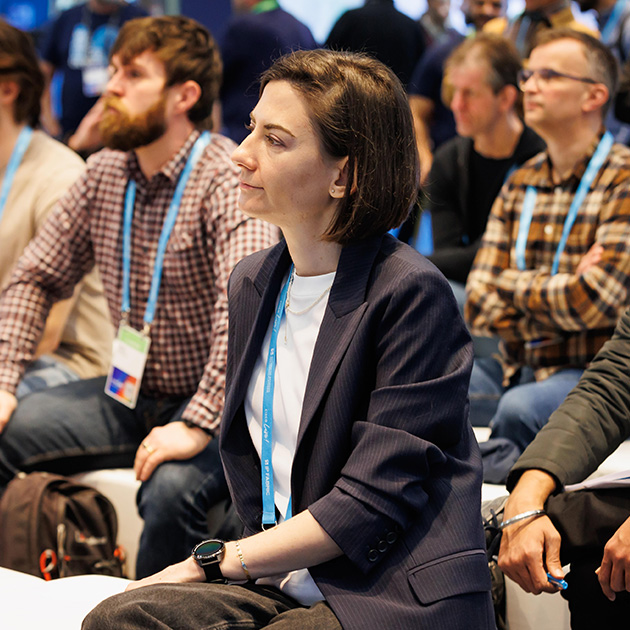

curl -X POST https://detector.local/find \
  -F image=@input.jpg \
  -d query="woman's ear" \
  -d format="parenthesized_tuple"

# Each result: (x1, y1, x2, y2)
(329, 157, 356, 198)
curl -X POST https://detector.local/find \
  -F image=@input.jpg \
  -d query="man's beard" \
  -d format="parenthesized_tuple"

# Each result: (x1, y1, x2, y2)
(99, 94, 167, 152)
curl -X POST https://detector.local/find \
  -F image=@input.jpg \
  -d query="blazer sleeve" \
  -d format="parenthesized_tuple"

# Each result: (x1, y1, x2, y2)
(309, 258, 475, 574)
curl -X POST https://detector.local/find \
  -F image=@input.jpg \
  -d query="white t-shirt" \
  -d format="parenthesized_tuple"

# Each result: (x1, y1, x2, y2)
(245, 269, 335, 605)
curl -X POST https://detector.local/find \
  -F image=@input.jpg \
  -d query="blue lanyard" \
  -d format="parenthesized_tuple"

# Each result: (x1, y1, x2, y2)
(121, 131, 210, 330)
(0, 126, 33, 222)
(261, 267, 294, 528)
(515, 131, 614, 275)
(601, 0, 626, 43)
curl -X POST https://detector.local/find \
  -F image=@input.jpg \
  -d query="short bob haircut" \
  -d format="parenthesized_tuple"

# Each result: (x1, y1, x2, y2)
(533, 28, 618, 117)
(0, 18, 44, 128)
(110, 15, 221, 130)
(260, 49, 419, 245)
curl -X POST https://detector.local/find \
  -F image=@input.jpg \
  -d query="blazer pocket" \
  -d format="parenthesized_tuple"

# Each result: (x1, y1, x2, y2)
(408, 549, 491, 605)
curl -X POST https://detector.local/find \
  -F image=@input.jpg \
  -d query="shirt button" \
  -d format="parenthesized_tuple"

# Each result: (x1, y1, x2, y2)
(377, 540, 388, 553)
(386, 531, 398, 544)
(368, 549, 379, 562)
(544, 224, 553, 235)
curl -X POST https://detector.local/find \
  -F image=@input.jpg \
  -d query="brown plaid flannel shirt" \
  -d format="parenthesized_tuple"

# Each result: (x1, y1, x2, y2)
(465, 138, 630, 384)
(0, 130, 277, 433)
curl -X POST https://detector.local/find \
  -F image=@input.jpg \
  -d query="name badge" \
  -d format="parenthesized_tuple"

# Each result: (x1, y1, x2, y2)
(82, 66, 109, 97)
(104, 325, 151, 409)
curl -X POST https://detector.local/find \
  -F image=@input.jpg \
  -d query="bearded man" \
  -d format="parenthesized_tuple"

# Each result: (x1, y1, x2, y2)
(0, 15, 277, 579)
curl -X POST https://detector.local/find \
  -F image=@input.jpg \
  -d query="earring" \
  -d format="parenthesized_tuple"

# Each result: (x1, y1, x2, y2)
(330, 188, 336, 195)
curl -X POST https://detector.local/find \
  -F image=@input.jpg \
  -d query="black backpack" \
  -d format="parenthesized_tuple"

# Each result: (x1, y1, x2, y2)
(0, 471, 125, 579)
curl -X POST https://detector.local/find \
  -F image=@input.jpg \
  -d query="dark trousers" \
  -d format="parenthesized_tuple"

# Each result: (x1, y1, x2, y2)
(0, 377, 232, 578)
(82, 582, 342, 630)
(546, 488, 630, 629)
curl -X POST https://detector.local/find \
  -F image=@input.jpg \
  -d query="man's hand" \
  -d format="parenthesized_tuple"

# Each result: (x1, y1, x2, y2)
(497, 469, 563, 594)
(576, 243, 603, 276)
(0, 390, 17, 433)
(596, 516, 630, 601)
(498, 513, 563, 594)
(125, 556, 204, 592)
(133, 421, 211, 482)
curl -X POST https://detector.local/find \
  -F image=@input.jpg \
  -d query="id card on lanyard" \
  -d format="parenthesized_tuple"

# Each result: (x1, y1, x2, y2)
(104, 131, 211, 408)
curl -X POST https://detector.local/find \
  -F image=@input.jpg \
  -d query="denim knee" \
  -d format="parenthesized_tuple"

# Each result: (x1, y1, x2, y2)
(490, 388, 540, 449)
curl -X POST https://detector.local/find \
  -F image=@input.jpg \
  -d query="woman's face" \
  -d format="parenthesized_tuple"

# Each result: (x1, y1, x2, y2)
(232, 80, 347, 237)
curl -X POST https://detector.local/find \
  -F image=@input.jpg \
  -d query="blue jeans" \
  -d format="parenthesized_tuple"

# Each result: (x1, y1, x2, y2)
(469, 357, 583, 483)
(0, 377, 231, 578)
(16, 355, 80, 399)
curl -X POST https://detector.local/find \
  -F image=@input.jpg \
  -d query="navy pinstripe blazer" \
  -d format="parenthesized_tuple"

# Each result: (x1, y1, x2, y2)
(220, 234, 495, 630)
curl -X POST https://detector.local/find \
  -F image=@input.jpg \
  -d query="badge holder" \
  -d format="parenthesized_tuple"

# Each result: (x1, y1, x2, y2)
(105, 324, 150, 409)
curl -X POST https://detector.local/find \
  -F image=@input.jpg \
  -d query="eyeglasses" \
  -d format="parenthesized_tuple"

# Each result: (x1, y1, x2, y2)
(517, 68, 598, 90)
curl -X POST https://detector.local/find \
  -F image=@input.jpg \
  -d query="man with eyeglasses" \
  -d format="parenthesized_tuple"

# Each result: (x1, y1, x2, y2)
(466, 29, 630, 487)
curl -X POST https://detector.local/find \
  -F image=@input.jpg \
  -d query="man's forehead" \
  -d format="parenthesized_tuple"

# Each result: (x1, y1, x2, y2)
(529, 39, 587, 69)
(111, 49, 164, 70)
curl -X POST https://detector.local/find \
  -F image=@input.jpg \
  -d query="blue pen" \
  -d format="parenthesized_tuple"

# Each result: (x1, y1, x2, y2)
(547, 572, 568, 590)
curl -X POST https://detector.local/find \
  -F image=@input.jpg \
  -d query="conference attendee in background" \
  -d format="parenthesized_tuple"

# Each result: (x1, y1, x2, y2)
(84, 48, 494, 630)
(577, 0, 630, 143)
(219, 0, 317, 145)
(325, 0, 426, 88)
(0, 18, 112, 398)
(0, 16, 276, 579)
(425, 33, 544, 306)
(418, 0, 457, 47)
(39, 0, 147, 141)
(466, 30, 630, 483)
(484, 0, 596, 57)
(408, 0, 506, 184)
(498, 309, 630, 628)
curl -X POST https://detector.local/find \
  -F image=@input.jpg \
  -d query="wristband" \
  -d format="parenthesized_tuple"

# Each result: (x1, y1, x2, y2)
(500, 509, 546, 530)
(235, 540, 252, 581)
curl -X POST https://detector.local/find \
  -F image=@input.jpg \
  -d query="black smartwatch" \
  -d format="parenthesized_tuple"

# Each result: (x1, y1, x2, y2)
(192, 539, 226, 583)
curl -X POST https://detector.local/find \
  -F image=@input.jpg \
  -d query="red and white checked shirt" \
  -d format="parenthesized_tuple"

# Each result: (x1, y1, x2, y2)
(0, 130, 277, 433)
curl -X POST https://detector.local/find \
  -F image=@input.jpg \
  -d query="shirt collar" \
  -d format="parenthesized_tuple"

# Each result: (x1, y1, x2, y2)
(126, 128, 202, 185)
(539, 129, 606, 188)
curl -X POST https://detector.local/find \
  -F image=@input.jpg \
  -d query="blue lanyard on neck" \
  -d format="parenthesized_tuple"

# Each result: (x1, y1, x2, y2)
(515, 131, 614, 275)
(601, 0, 626, 43)
(121, 131, 210, 331)
(0, 126, 33, 221)
(261, 266, 294, 529)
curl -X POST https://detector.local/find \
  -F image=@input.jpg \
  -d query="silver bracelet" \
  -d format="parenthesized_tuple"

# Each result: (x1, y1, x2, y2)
(235, 540, 252, 581)
(500, 509, 546, 531)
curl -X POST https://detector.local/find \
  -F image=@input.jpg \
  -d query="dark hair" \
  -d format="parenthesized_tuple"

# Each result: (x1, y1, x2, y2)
(445, 33, 521, 94)
(260, 49, 419, 244)
(0, 19, 44, 127)
(534, 28, 618, 116)
(111, 15, 221, 130)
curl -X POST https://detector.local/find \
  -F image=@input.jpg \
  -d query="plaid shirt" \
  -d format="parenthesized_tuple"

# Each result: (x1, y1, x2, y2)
(465, 137, 630, 384)
(0, 130, 277, 433)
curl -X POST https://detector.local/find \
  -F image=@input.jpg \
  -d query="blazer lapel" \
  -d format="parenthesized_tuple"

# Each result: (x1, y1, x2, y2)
(296, 236, 383, 446)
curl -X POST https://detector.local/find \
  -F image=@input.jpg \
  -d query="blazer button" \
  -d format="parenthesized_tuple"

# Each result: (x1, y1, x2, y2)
(368, 549, 379, 562)
(377, 540, 388, 553)
(386, 531, 398, 544)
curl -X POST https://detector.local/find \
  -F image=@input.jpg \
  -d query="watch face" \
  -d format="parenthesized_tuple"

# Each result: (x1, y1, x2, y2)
(194, 540, 223, 560)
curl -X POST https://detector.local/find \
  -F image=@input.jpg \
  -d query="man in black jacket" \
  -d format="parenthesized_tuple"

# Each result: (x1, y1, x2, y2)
(424, 33, 544, 292)
(499, 307, 630, 627)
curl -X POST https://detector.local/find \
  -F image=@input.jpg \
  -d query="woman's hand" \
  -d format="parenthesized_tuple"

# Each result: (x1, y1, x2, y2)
(125, 556, 205, 592)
